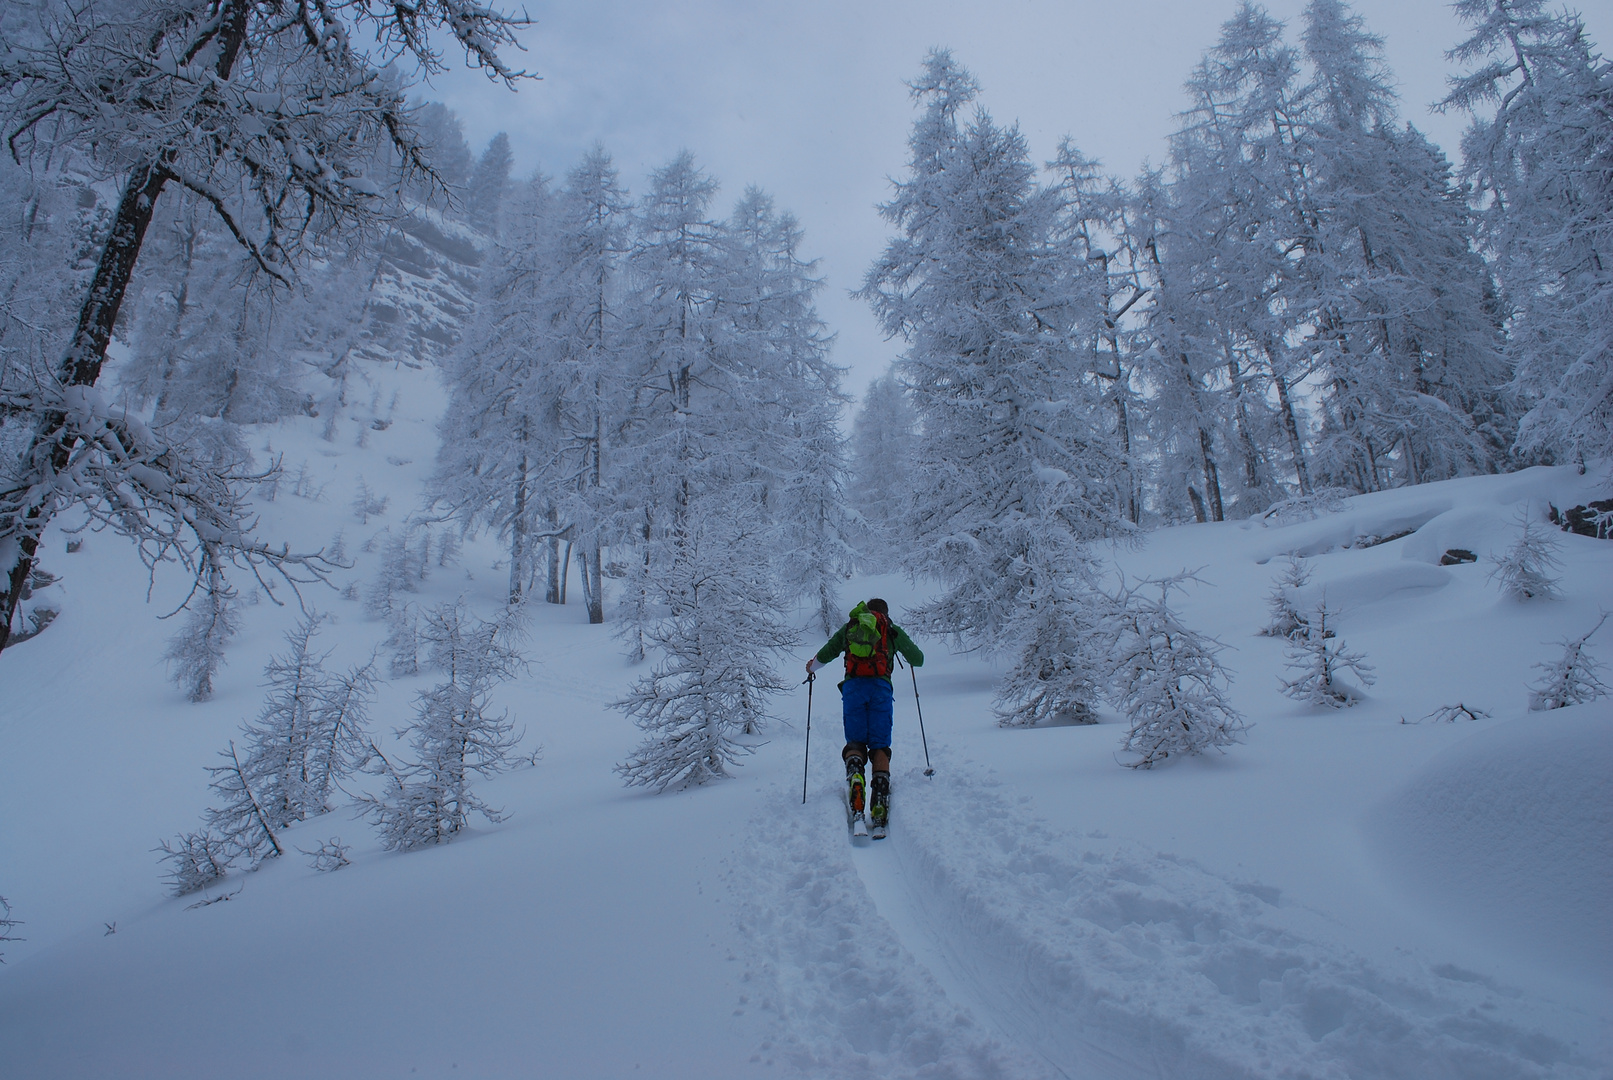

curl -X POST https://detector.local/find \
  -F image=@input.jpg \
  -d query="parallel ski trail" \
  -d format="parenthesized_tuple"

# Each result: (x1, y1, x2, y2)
(850, 777, 1212, 1080)
(734, 779, 1054, 1079)
(850, 828, 1090, 1080)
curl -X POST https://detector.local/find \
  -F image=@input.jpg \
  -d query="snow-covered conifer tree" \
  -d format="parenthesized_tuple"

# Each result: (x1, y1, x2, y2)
(1490, 512, 1563, 600)
(723, 187, 852, 636)
(615, 502, 798, 790)
(1047, 139, 1152, 525)
(202, 741, 285, 867)
(164, 550, 241, 702)
(238, 614, 377, 825)
(848, 371, 919, 566)
(385, 606, 421, 677)
(1144, 7, 1309, 517)
(467, 133, 514, 235)
(155, 829, 232, 897)
(1279, 598, 1375, 706)
(365, 601, 525, 850)
(1106, 574, 1246, 768)
(992, 540, 1104, 727)
(859, 52, 1123, 723)
(433, 174, 562, 604)
(537, 149, 634, 624)
(1528, 613, 1609, 710)
(1443, 0, 1612, 467)
(1301, 0, 1510, 489)
(1259, 557, 1312, 639)
(244, 617, 332, 826)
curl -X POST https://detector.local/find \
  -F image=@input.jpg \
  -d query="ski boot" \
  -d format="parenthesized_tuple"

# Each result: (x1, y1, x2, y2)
(846, 754, 868, 838)
(870, 771, 890, 839)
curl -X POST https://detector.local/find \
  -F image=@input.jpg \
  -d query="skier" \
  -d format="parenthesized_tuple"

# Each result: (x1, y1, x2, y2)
(806, 598, 923, 838)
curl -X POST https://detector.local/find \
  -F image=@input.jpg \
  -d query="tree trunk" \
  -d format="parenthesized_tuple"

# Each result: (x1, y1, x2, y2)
(1199, 427, 1225, 522)
(587, 540, 604, 624)
(1274, 373, 1311, 495)
(0, 0, 255, 656)
(1, 160, 172, 654)
(509, 452, 529, 604)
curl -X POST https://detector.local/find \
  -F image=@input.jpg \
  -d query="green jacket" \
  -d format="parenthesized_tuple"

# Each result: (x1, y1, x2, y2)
(816, 619, 924, 681)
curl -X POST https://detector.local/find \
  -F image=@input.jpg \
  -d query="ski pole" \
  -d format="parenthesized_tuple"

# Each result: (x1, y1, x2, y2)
(801, 672, 815, 805)
(910, 663, 934, 776)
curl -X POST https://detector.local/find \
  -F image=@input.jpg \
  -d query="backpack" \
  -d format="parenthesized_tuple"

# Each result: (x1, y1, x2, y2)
(844, 602, 892, 679)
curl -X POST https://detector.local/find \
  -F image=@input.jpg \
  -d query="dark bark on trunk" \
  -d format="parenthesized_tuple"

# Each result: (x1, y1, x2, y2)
(586, 540, 604, 624)
(2, 161, 171, 653)
(509, 449, 528, 604)
(1275, 374, 1311, 495)
(1199, 427, 1225, 523)
(545, 510, 561, 605)
(558, 539, 572, 605)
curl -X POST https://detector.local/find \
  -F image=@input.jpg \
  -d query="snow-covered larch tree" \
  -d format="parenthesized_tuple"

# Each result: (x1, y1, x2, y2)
(433, 174, 561, 604)
(244, 615, 376, 826)
(1259, 556, 1312, 639)
(1279, 597, 1375, 707)
(467, 132, 514, 236)
(859, 51, 1124, 724)
(615, 501, 798, 790)
(0, 0, 529, 654)
(1301, 0, 1510, 489)
(848, 370, 919, 566)
(163, 547, 241, 702)
(723, 186, 852, 637)
(365, 600, 525, 850)
(1443, 0, 1612, 468)
(1106, 574, 1246, 768)
(1490, 511, 1563, 600)
(539, 149, 635, 624)
(1528, 613, 1609, 710)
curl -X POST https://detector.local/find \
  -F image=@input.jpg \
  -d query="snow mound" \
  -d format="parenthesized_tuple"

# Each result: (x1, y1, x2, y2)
(1294, 562, 1453, 614)
(1369, 702, 1613, 987)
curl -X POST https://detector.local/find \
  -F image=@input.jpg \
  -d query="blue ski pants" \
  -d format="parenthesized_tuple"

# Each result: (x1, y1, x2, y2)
(841, 676, 894, 751)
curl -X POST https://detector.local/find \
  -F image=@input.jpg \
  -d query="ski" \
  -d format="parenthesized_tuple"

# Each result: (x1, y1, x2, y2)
(870, 818, 886, 840)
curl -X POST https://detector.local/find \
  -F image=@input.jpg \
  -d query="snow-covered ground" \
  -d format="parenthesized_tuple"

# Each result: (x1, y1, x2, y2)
(2, 358, 1610, 1078)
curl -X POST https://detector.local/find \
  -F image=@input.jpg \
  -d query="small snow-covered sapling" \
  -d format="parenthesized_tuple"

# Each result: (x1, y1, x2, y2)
(1279, 599, 1375, 708)
(1528, 613, 1609, 711)
(1259, 556, 1311, 639)
(1489, 512, 1563, 600)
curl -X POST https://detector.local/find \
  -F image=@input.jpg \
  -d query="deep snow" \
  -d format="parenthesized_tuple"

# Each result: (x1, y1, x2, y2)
(2, 358, 1610, 1078)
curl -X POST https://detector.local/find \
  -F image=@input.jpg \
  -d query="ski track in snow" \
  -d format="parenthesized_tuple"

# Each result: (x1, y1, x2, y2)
(737, 760, 1606, 1080)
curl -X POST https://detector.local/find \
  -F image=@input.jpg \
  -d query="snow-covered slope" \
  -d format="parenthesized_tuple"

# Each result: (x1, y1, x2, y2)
(2, 355, 1610, 1078)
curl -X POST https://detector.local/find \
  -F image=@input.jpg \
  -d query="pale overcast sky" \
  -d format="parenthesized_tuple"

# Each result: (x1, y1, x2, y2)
(426, 0, 1610, 402)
